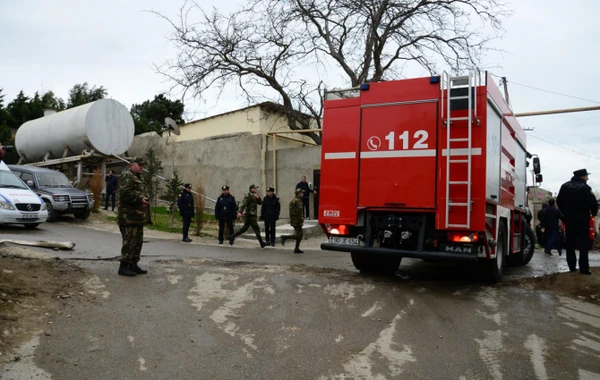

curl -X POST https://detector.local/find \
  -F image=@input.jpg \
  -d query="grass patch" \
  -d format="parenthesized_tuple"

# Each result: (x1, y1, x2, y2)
(107, 208, 217, 237)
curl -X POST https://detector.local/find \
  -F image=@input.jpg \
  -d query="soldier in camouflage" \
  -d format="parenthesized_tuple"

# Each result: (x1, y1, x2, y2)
(281, 188, 305, 253)
(117, 156, 150, 276)
(230, 184, 267, 248)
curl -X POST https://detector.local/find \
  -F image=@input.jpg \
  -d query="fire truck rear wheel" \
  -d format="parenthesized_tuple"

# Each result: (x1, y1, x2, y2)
(482, 222, 507, 283)
(351, 252, 401, 274)
(507, 224, 535, 267)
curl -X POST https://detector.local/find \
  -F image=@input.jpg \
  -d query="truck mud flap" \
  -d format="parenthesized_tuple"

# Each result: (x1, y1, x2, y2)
(320, 243, 477, 263)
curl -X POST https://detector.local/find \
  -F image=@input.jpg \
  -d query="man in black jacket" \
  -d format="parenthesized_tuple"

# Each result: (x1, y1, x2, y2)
(177, 183, 195, 242)
(295, 176, 317, 220)
(104, 170, 119, 211)
(539, 198, 564, 256)
(557, 168, 598, 274)
(261, 187, 281, 247)
(215, 185, 237, 244)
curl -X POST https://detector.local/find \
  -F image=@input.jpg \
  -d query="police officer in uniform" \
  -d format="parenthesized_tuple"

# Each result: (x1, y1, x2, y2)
(557, 168, 598, 274)
(117, 156, 150, 276)
(230, 184, 267, 248)
(177, 183, 195, 242)
(260, 187, 281, 246)
(215, 185, 237, 244)
(281, 188, 305, 253)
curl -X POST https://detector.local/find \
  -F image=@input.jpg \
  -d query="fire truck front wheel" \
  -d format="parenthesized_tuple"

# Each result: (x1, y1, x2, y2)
(351, 252, 401, 274)
(481, 222, 507, 283)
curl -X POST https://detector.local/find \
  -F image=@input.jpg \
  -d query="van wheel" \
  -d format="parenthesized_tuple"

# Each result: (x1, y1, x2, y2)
(23, 223, 39, 229)
(351, 252, 401, 274)
(481, 222, 507, 283)
(46, 203, 57, 222)
(74, 209, 91, 220)
(507, 224, 535, 267)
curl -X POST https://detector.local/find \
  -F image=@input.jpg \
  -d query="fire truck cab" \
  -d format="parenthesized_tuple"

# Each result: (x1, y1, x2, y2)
(319, 72, 539, 282)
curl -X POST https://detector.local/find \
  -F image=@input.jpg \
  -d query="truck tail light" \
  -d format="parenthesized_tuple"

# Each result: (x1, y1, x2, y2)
(328, 224, 349, 236)
(447, 232, 478, 243)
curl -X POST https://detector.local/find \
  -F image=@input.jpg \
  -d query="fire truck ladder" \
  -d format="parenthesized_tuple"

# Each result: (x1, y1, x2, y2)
(441, 71, 480, 229)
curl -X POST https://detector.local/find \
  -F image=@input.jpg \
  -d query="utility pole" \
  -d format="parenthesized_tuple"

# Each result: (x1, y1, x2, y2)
(501, 77, 510, 106)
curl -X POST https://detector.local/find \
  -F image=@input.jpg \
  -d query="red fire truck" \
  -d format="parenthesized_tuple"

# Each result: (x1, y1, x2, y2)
(319, 72, 540, 282)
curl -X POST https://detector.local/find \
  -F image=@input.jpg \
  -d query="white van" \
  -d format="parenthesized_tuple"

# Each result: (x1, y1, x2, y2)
(0, 169, 48, 229)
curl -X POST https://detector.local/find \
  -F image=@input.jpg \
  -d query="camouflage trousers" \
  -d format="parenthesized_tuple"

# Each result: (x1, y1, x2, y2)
(289, 225, 303, 242)
(233, 216, 262, 241)
(119, 224, 144, 264)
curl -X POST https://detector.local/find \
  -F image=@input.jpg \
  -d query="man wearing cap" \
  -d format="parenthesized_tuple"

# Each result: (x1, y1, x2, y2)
(557, 169, 598, 275)
(281, 188, 305, 253)
(178, 183, 195, 242)
(230, 184, 267, 248)
(215, 185, 237, 244)
(117, 156, 150, 277)
(260, 187, 281, 246)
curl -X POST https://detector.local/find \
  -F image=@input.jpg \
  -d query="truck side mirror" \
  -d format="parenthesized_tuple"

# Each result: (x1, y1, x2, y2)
(533, 157, 541, 175)
(26, 180, 34, 187)
(536, 173, 543, 183)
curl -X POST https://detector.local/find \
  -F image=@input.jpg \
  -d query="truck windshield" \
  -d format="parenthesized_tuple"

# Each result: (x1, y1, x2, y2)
(36, 172, 72, 187)
(0, 171, 29, 189)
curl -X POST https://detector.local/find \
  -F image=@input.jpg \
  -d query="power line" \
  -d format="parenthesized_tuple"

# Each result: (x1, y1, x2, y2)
(527, 134, 600, 161)
(489, 73, 600, 105)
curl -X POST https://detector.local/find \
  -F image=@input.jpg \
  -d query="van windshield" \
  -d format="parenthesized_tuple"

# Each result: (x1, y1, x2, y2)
(0, 171, 29, 190)
(36, 172, 72, 187)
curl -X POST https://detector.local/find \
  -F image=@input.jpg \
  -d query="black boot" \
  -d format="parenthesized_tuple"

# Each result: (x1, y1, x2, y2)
(259, 239, 267, 248)
(131, 262, 147, 275)
(118, 262, 136, 277)
(229, 234, 235, 245)
(294, 241, 303, 254)
(281, 236, 289, 246)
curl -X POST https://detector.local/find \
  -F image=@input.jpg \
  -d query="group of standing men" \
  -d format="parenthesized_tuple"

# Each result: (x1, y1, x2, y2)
(115, 167, 315, 276)
(215, 177, 315, 253)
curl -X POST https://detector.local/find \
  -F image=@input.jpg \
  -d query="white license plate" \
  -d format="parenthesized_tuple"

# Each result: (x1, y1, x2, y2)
(72, 204, 86, 208)
(329, 236, 359, 246)
(21, 213, 38, 219)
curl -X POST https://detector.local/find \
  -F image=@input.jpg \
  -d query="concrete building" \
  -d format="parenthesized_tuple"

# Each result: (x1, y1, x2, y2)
(174, 102, 316, 146)
(127, 102, 322, 219)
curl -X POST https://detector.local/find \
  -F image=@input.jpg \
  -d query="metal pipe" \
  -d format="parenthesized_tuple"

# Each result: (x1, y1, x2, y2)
(515, 105, 600, 117)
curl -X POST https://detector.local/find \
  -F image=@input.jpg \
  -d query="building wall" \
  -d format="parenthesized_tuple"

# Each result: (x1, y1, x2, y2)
(127, 132, 322, 219)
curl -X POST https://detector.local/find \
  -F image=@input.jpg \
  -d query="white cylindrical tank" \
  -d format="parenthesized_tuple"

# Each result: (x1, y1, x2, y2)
(15, 99, 134, 162)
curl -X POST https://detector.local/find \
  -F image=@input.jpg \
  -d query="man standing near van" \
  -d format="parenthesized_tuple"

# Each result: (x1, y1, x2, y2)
(104, 170, 118, 211)
(0, 143, 9, 171)
(117, 156, 150, 277)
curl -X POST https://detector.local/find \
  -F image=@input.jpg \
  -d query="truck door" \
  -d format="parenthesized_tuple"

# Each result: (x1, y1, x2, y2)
(358, 101, 438, 209)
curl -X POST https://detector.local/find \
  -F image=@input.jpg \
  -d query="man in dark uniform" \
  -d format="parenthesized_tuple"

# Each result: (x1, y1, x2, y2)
(260, 187, 281, 246)
(117, 156, 150, 277)
(295, 176, 316, 220)
(177, 183, 195, 242)
(230, 184, 267, 248)
(281, 188, 305, 253)
(539, 198, 564, 256)
(104, 170, 119, 211)
(215, 185, 237, 244)
(557, 168, 598, 275)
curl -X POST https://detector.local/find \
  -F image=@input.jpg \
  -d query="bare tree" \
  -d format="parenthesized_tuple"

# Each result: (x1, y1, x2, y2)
(277, 0, 511, 86)
(154, 1, 324, 144)
(156, 0, 510, 145)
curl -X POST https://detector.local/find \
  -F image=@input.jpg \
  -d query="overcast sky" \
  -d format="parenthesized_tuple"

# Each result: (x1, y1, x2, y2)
(1, 0, 599, 195)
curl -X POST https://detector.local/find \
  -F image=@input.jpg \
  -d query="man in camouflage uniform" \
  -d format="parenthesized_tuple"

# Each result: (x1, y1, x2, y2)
(117, 156, 150, 276)
(230, 184, 267, 248)
(281, 188, 305, 253)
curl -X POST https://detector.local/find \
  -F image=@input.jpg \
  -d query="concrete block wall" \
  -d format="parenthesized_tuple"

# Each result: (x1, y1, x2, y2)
(127, 132, 322, 219)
